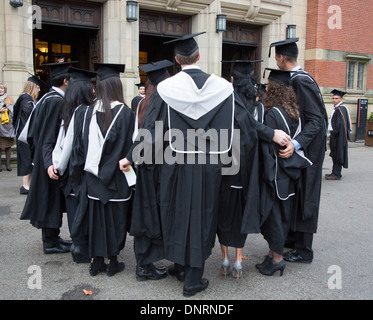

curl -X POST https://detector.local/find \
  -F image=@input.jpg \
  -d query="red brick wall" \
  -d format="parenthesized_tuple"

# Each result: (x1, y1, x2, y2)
(306, 0, 373, 90)
(306, 0, 373, 54)
(305, 60, 346, 88)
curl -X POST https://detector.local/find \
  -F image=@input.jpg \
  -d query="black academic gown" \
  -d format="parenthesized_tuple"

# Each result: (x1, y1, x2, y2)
(81, 102, 134, 258)
(217, 94, 261, 248)
(329, 103, 351, 168)
(260, 106, 312, 253)
(131, 95, 143, 114)
(290, 70, 328, 233)
(20, 88, 66, 229)
(128, 68, 260, 268)
(12, 93, 34, 176)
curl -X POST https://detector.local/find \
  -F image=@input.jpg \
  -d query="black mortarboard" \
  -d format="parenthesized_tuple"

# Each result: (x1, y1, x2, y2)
(94, 63, 125, 81)
(135, 83, 145, 88)
(138, 60, 174, 85)
(67, 67, 97, 82)
(27, 74, 46, 88)
(331, 89, 346, 98)
(269, 38, 299, 57)
(163, 32, 206, 56)
(263, 68, 292, 86)
(222, 60, 263, 77)
(55, 53, 65, 60)
(42, 61, 77, 79)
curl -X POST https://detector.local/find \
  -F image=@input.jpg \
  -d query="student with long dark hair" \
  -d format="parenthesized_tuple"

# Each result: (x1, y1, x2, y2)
(53, 67, 96, 263)
(79, 63, 134, 277)
(257, 69, 312, 276)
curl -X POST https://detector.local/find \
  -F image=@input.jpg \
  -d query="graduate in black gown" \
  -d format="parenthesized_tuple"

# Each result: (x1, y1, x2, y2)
(217, 60, 262, 279)
(131, 82, 145, 115)
(120, 32, 260, 297)
(52, 67, 97, 263)
(269, 38, 328, 263)
(127, 60, 173, 282)
(12, 75, 44, 194)
(80, 63, 134, 277)
(20, 62, 74, 254)
(257, 69, 312, 276)
(325, 89, 351, 180)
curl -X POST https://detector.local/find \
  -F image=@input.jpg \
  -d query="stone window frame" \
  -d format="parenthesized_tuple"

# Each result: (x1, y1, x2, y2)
(346, 54, 371, 94)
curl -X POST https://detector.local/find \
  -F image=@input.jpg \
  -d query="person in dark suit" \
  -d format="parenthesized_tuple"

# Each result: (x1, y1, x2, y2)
(325, 89, 351, 180)
(269, 38, 328, 264)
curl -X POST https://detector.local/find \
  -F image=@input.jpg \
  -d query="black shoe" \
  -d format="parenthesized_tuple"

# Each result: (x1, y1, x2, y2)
(325, 174, 341, 180)
(20, 186, 29, 195)
(283, 249, 313, 263)
(90, 257, 107, 276)
(107, 256, 125, 277)
(255, 255, 272, 270)
(259, 260, 286, 276)
(6, 166, 12, 171)
(136, 264, 168, 281)
(58, 237, 73, 246)
(43, 242, 71, 254)
(183, 278, 209, 297)
(71, 245, 90, 263)
(168, 264, 185, 282)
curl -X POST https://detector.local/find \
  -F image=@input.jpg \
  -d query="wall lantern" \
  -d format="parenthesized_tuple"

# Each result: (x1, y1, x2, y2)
(10, 0, 23, 7)
(286, 24, 296, 39)
(216, 14, 227, 33)
(126, 1, 138, 22)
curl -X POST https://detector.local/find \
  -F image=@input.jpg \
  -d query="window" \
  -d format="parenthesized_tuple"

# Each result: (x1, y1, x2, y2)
(346, 55, 370, 93)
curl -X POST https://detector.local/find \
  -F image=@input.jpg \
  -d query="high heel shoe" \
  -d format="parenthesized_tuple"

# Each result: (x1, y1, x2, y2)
(232, 261, 242, 279)
(221, 258, 230, 278)
(255, 255, 271, 270)
(259, 259, 286, 276)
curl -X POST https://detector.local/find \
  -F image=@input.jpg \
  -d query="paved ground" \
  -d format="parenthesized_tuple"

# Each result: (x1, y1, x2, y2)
(0, 143, 372, 305)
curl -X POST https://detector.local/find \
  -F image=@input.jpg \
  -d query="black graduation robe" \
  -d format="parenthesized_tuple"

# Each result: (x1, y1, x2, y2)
(20, 88, 66, 229)
(131, 95, 143, 114)
(12, 93, 34, 176)
(290, 70, 328, 233)
(80, 101, 134, 258)
(127, 68, 260, 268)
(329, 103, 351, 168)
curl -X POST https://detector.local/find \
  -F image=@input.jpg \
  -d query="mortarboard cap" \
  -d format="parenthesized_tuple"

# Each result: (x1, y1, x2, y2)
(42, 61, 77, 80)
(135, 83, 145, 88)
(331, 89, 346, 97)
(67, 67, 97, 82)
(27, 74, 46, 88)
(94, 63, 125, 81)
(269, 38, 299, 58)
(263, 68, 292, 86)
(138, 60, 174, 85)
(163, 32, 206, 56)
(222, 60, 263, 77)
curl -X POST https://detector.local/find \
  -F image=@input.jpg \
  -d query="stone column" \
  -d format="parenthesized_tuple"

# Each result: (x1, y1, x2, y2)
(102, 0, 139, 106)
(0, 0, 34, 98)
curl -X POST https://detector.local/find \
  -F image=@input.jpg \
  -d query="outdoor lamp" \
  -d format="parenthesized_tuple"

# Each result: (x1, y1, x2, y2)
(126, 1, 138, 22)
(286, 25, 296, 39)
(10, 0, 23, 7)
(216, 14, 227, 33)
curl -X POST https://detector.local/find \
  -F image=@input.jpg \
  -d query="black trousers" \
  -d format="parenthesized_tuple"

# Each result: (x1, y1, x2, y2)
(42, 228, 60, 246)
(332, 162, 343, 177)
(177, 263, 205, 287)
(287, 231, 314, 260)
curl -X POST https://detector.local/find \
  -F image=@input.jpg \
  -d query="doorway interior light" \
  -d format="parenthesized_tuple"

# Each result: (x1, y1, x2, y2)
(10, 0, 23, 7)
(286, 25, 296, 39)
(126, 0, 138, 22)
(216, 14, 227, 33)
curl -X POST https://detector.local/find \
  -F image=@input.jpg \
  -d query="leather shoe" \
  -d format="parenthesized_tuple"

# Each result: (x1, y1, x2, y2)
(20, 186, 29, 195)
(168, 263, 185, 282)
(136, 264, 168, 281)
(43, 242, 71, 254)
(325, 173, 341, 180)
(183, 278, 209, 297)
(283, 250, 312, 263)
(71, 244, 90, 263)
(58, 237, 73, 246)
